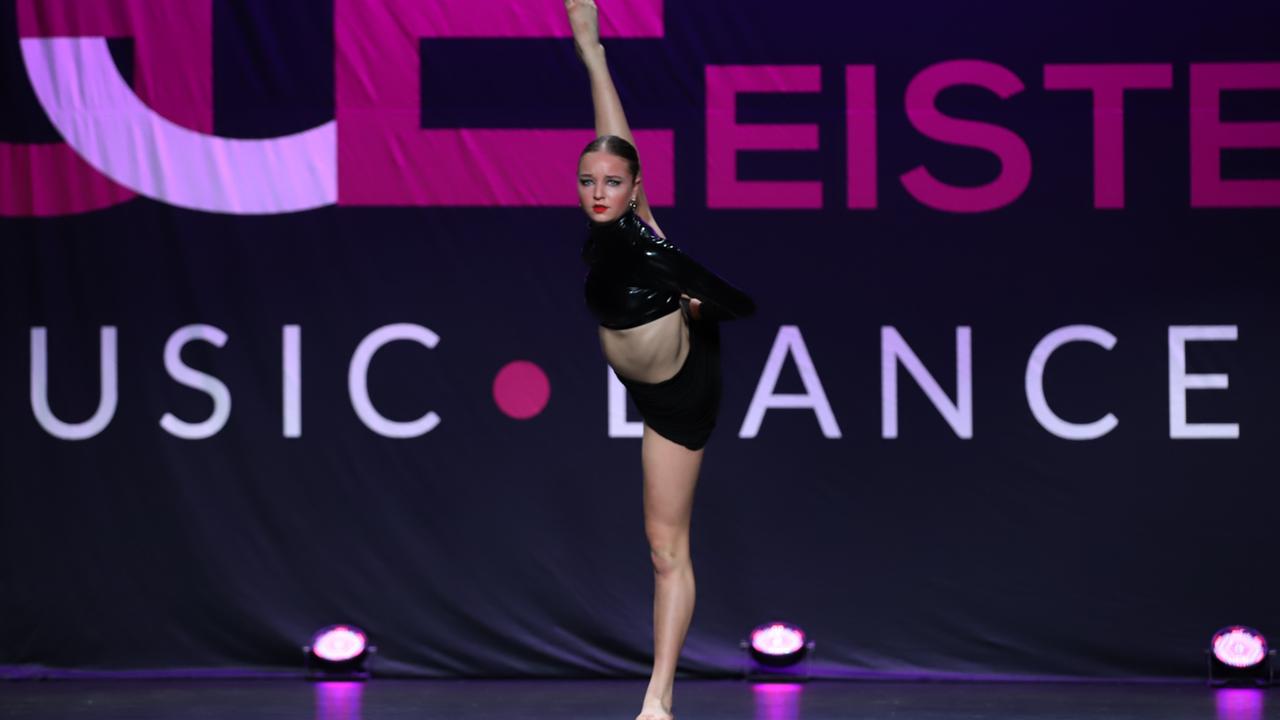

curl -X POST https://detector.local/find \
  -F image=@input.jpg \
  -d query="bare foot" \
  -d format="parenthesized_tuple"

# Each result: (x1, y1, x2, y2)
(636, 694, 673, 720)
(564, 0, 601, 58)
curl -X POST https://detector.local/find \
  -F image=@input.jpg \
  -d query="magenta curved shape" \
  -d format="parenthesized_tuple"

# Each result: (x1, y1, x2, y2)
(4, 0, 214, 218)
(21, 37, 336, 215)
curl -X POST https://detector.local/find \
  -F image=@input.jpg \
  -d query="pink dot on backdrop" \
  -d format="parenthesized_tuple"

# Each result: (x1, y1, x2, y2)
(493, 360, 551, 419)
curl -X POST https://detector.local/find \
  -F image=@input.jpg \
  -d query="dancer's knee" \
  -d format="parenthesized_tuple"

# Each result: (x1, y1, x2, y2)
(647, 538, 690, 576)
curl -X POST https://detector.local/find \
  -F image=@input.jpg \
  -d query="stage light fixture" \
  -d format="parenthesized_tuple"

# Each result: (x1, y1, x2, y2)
(1207, 625, 1274, 687)
(303, 624, 377, 680)
(740, 621, 815, 681)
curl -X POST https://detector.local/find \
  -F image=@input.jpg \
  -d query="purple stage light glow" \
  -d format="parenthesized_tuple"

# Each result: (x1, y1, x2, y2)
(312, 625, 368, 663)
(315, 681, 365, 720)
(1216, 688, 1265, 720)
(752, 682, 803, 720)
(1213, 627, 1267, 669)
(751, 623, 806, 657)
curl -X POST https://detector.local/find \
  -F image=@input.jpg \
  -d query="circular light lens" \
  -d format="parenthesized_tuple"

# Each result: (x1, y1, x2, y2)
(750, 622, 806, 656)
(1212, 626, 1267, 669)
(312, 625, 368, 662)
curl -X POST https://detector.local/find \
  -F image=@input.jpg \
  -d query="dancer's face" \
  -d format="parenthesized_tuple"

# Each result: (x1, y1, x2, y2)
(578, 151, 639, 224)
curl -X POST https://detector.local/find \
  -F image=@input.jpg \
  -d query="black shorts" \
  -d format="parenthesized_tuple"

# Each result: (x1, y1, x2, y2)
(615, 300, 723, 451)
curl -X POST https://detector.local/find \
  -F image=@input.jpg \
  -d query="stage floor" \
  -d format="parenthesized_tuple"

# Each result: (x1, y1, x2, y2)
(0, 678, 1268, 719)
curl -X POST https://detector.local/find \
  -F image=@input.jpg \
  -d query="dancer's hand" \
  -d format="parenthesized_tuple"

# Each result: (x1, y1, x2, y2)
(565, 0, 603, 62)
(681, 294, 703, 321)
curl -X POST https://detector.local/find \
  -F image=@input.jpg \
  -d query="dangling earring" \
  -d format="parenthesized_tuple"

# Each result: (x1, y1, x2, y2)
(628, 198, 637, 210)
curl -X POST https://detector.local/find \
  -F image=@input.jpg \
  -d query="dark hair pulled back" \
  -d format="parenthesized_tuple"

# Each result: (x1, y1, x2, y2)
(580, 135, 640, 179)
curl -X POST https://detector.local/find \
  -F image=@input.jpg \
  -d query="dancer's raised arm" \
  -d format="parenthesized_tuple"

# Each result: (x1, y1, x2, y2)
(566, 0, 663, 237)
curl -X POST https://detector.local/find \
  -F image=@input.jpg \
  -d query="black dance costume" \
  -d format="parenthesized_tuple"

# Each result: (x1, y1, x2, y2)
(582, 210, 756, 450)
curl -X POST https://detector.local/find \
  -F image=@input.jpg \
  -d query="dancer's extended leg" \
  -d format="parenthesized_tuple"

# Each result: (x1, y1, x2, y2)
(637, 424, 703, 720)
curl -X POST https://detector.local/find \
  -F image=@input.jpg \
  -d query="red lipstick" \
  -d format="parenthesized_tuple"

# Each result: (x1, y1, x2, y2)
(593, 205, 607, 213)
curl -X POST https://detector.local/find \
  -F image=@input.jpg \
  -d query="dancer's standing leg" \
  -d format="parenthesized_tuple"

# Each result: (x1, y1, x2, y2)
(638, 424, 703, 720)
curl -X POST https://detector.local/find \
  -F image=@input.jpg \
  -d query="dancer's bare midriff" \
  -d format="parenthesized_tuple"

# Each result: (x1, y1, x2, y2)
(599, 305, 690, 384)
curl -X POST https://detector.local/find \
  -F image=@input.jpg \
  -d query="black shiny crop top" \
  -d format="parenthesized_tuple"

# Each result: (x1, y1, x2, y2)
(582, 210, 757, 329)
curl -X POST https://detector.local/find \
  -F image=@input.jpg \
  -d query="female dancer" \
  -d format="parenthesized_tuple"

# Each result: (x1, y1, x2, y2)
(566, 2, 757, 719)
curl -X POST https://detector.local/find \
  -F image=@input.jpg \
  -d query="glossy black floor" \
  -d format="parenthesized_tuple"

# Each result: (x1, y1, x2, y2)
(0, 678, 1271, 720)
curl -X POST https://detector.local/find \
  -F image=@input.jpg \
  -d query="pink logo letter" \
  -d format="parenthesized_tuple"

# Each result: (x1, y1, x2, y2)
(1044, 64, 1173, 209)
(335, 0, 672, 207)
(1190, 63, 1280, 208)
(846, 65, 878, 209)
(705, 65, 822, 209)
(901, 60, 1031, 213)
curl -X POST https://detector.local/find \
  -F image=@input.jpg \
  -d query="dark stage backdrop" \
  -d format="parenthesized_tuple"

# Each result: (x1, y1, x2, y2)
(1, 0, 1278, 680)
